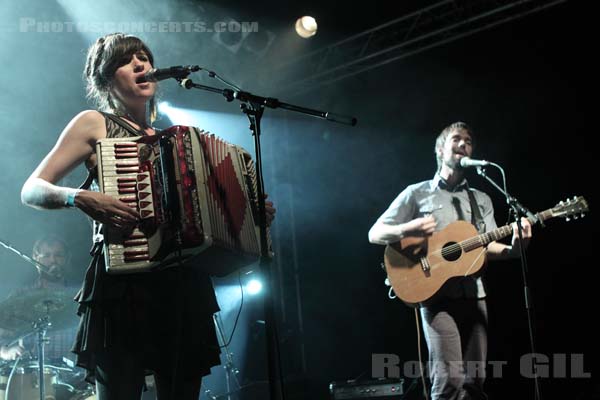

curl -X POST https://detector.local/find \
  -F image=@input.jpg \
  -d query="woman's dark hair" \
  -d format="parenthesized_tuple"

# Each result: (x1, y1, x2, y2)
(84, 33, 157, 121)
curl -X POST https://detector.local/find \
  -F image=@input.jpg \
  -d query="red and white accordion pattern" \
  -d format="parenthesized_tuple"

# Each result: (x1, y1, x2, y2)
(96, 125, 272, 274)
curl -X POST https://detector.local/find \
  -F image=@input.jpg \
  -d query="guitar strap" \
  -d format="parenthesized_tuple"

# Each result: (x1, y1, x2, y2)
(467, 186, 486, 233)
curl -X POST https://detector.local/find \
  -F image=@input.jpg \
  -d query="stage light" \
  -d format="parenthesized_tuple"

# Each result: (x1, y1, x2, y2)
(295, 16, 317, 39)
(246, 279, 263, 295)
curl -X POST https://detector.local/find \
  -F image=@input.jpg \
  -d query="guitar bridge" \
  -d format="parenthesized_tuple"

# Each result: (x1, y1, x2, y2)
(420, 257, 431, 274)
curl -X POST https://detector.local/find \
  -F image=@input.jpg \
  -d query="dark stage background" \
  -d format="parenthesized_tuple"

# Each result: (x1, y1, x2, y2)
(0, 1, 596, 399)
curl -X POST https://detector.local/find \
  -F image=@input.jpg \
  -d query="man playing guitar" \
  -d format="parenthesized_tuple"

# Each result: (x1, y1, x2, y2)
(369, 122, 532, 400)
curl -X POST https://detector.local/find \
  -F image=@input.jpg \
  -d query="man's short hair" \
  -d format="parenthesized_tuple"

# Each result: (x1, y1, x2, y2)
(32, 235, 69, 258)
(434, 121, 474, 171)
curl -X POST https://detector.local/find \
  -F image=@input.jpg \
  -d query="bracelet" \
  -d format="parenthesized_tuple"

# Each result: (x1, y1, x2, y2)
(65, 189, 82, 208)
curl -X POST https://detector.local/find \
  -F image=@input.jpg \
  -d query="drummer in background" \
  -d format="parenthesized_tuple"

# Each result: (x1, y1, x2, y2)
(0, 235, 76, 361)
(31, 235, 71, 288)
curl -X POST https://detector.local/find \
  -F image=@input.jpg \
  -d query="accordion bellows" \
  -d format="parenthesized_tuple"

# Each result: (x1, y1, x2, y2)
(96, 125, 272, 275)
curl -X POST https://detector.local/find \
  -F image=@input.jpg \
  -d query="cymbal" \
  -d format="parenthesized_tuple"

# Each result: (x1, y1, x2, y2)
(0, 288, 78, 338)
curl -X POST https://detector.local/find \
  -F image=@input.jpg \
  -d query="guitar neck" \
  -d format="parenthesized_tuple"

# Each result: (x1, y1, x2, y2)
(461, 208, 554, 251)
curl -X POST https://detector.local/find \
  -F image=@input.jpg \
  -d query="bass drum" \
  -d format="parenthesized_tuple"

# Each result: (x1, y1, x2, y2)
(69, 389, 96, 400)
(0, 366, 57, 400)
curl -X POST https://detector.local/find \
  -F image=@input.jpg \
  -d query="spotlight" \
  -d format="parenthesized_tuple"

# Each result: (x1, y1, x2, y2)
(295, 16, 317, 39)
(246, 279, 263, 295)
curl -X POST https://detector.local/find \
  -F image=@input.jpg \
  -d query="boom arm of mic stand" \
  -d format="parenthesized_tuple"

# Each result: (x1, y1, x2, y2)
(178, 78, 358, 126)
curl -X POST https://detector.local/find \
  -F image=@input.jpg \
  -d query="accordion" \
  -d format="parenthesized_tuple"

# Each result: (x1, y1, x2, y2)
(96, 125, 272, 275)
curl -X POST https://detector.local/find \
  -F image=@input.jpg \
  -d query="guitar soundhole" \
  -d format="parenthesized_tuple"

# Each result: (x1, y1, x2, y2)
(442, 242, 462, 262)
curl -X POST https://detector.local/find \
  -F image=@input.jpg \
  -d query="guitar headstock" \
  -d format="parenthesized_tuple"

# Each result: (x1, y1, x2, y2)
(552, 196, 589, 221)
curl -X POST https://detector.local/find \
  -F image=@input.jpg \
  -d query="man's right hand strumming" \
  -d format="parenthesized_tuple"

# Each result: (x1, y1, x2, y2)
(369, 215, 437, 245)
(401, 215, 437, 237)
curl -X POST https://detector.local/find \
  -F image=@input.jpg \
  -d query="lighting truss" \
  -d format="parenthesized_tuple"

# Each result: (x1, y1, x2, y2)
(271, 0, 568, 95)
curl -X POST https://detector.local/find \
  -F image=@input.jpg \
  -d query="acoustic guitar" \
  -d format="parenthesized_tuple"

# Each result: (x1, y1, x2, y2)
(384, 196, 588, 306)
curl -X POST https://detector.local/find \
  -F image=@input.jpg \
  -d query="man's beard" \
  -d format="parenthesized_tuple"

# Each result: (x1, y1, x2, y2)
(45, 264, 65, 280)
(444, 156, 462, 170)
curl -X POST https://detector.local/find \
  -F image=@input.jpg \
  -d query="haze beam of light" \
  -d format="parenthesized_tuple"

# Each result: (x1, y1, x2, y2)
(157, 104, 259, 149)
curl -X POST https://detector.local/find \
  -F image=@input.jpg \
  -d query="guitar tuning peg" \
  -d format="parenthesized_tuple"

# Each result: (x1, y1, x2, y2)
(573, 215, 579, 220)
(581, 213, 586, 218)
(565, 217, 571, 222)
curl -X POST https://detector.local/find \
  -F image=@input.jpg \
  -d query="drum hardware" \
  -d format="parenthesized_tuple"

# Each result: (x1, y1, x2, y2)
(0, 286, 78, 400)
(204, 312, 242, 400)
(1, 355, 94, 400)
(34, 315, 50, 400)
(0, 235, 92, 400)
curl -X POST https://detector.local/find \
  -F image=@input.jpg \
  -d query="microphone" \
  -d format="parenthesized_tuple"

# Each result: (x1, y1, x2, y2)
(139, 65, 200, 83)
(459, 157, 490, 168)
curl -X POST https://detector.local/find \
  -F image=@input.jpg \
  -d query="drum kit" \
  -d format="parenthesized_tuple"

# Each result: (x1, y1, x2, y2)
(0, 288, 95, 400)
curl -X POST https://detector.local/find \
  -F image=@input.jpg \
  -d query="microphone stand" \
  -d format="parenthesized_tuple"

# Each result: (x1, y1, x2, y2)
(211, 312, 241, 400)
(176, 75, 357, 400)
(34, 314, 51, 400)
(475, 166, 542, 400)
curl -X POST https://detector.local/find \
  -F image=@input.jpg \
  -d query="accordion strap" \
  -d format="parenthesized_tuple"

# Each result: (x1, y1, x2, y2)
(78, 168, 97, 190)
